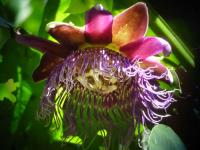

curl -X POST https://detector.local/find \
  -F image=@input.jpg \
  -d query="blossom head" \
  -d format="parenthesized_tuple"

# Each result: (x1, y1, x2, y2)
(15, 2, 177, 149)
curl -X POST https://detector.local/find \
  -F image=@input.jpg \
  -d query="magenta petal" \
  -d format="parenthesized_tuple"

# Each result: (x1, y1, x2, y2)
(85, 4, 113, 44)
(120, 37, 171, 60)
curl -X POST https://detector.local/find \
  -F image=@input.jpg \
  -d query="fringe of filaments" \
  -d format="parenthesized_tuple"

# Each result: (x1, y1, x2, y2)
(37, 50, 177, 149)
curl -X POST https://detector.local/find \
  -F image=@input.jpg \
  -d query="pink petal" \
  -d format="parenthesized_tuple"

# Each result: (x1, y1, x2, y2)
(32, 53, 64, 82)
(15, 31, 71, 58)
(47, 22, 85, 48)
(112, 2, 148, 47)
(120, 37, 171, 60)
(85, 4, 113, 44)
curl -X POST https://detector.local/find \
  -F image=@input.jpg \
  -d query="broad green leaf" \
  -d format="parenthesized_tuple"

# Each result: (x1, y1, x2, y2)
(0, 79, 18, 103)
(147, 124, 186, 150)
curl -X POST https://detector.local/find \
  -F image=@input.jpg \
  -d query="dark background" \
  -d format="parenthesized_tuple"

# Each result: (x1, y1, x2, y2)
(149, 0, 200, 150)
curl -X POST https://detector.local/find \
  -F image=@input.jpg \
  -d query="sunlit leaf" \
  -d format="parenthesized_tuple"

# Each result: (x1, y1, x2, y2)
(147, 124, 186, 150)
(54, 0, 71, 21)
(97, 129, 107, 137)
(0, 79, 18, 103)
(65, 0, 91, 14)
(22, 0, 46, 34)
(66, 0, 113, 14)
(39, 0, 60, 38)
(65, 136, 83, 145)
(63, 13, 85, 26)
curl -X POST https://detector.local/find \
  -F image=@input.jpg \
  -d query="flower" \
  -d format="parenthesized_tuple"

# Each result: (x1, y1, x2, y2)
(15, 2, 177, 149)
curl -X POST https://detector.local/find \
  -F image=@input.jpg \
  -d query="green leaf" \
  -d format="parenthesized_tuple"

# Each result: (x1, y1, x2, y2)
(0, 0, 7, 5)
(97, 129, 107, 137)
(22, 0, 46, 34)
(4, 0, 32, 26)
(38, 0, 60, 38)
(0, 54, 2, 63)
(0, 79, 18, 103)
(0, 27, 10, 49)
(147, 124, 186, 150)
(54, 0, 71, 21)
(66, 0, 91, 14)
(10, 80, 32, 134)
(63, 13, 85, 26)
(97, 0, 113, 11)
(66, 0, 113, 14)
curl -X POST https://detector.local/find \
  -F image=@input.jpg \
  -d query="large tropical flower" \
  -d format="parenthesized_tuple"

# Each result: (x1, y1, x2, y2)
(15, 2, 176, 149)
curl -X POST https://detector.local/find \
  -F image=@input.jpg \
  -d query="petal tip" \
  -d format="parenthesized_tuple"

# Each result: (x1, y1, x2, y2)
(112, 2, 149, 47)
(158, 37, 172, 56)
(94, 3, 104, 11)
(135, 2, 147, 8)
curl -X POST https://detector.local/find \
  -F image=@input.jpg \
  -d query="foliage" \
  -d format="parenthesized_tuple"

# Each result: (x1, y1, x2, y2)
(0, 79, 18, 103)
(0, 0, 194, 149)
(145, 124, 186, 150)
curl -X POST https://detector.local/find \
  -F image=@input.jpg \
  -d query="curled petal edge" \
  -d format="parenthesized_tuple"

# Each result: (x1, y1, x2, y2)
(120, 37, 172, 60)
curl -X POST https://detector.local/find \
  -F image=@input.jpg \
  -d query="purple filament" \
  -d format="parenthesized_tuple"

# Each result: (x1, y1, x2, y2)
(37, 47, 175, 148)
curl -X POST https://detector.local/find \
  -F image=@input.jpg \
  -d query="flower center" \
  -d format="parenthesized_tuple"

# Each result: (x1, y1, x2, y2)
(76, 68, 118, 94)
(60, 47, 131, 94)
(48, 47, 135, 109)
